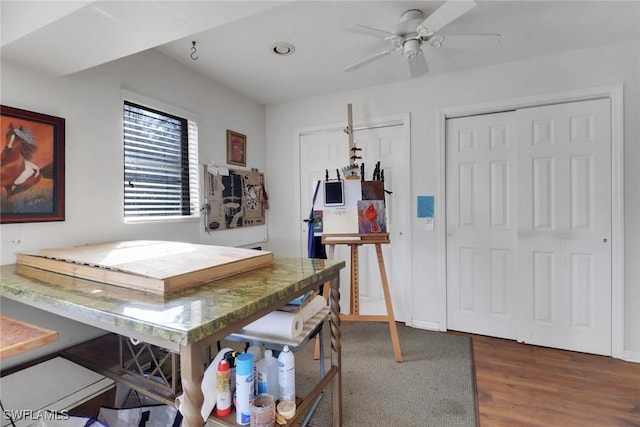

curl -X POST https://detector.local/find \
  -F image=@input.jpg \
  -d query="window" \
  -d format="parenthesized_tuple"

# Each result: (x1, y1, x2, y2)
(123, 100, 199, 221)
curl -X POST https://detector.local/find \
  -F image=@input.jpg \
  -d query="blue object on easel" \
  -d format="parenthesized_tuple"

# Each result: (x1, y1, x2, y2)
(307, 181, 327, 259)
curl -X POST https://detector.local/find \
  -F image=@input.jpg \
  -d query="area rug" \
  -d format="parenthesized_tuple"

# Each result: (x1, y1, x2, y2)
(294, 321, 478, 427)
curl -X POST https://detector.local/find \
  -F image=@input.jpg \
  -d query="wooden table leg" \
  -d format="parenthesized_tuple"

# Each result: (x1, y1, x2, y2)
(375, 243, 403, 362)
(179, 342, 205, 427)
(329, 274, 343, 426)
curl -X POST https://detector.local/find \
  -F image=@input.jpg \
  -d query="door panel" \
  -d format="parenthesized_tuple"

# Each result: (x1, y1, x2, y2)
(446, 112, 518, 339)
(517, 98, 611, 355)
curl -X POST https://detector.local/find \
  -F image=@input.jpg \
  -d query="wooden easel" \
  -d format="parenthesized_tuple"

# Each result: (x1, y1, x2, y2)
(313, 104, 402, 362)
(321, 233, 403, 362)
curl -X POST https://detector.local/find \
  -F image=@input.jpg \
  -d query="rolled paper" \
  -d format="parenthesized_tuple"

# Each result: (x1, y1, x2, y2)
(242, 311, 304, 338)
(298, 295, 327, 323)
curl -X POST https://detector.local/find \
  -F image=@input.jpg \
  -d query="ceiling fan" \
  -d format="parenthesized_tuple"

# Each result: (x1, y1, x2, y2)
(344, 0, 500, 78)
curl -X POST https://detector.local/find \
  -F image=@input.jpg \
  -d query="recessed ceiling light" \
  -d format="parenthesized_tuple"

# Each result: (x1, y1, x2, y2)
(271, 42, 295, 56)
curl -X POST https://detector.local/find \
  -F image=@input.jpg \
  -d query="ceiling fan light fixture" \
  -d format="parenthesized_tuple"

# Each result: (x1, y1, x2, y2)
(403, 38, 421, 57)
(429, 35, 445, 48)
(271, 42, 296, 56)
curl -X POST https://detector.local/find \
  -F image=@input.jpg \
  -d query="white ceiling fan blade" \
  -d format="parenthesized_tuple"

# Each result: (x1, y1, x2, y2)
(418, 0, 477, 35)
(344, 48, 398, 72)
(407, 50, 428, 78)
(431, 34, 502, 49)
(345, 24, 397, 39)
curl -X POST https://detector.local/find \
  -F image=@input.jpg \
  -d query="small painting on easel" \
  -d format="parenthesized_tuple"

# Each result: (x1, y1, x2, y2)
(361, 180, 385, 203)
(357, 200, 386, 233)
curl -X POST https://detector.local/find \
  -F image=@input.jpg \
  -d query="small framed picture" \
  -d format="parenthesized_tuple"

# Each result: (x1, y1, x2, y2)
(226, 130, 246, 167)
(1, 105, 65, 224)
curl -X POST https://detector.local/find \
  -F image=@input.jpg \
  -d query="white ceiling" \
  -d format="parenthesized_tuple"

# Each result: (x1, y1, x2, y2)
(2, 1, 640, 105)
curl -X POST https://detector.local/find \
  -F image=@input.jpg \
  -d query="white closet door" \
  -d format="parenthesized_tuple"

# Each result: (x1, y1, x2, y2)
(446, 111, 518, 339)
(517, 98, 611, 355)
(446, 98, 612, 355)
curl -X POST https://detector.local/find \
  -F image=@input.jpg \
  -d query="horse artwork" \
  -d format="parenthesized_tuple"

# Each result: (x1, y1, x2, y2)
(2, 124, 50, 195)
(0, 106, 65, 223)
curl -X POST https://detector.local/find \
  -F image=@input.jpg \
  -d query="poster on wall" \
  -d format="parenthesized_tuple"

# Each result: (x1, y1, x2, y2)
(1, 105, 65, 224)
(204, 168, 267, 231)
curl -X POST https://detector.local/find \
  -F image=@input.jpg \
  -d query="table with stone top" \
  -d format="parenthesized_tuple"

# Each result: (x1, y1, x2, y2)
(0, 256, 345, 427)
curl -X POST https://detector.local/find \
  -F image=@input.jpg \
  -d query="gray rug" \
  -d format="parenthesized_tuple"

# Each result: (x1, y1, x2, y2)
(294, 322, 478, 427)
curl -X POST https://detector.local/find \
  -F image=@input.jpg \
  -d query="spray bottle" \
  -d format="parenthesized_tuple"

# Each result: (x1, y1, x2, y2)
(235, 353, 254, 425)
(215, 359, 231, 417)
(277, 345, 295, 402)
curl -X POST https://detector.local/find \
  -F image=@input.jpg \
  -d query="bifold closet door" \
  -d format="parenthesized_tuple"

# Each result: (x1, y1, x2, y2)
(446, 111, 518, 339)
(446, 98, 612, 355)
(516, 98, 611, 356)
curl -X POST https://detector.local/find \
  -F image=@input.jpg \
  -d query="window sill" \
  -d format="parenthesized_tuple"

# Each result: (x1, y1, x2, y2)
(124, 215, 200, 225)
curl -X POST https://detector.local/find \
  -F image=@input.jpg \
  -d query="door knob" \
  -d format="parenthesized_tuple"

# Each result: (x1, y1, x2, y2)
(448, 233, 453, 238)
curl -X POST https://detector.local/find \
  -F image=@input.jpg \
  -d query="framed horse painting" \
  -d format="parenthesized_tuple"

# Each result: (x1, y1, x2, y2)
(1, 105, 65, 223)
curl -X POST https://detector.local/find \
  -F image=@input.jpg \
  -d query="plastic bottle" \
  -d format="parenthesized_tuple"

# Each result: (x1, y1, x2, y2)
(215, 359, 232, 417)
(224, 350, 237, 395)
(246, 345, 262, 393)
(235, 353, 254, 425)
(256, 349, 279, 396)
(246, 345, 262, 363)
(277, 345, 295, 402)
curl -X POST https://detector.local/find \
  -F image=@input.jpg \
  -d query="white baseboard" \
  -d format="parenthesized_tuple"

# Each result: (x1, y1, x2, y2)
(623, 350, 640, 363)
(408, 320, 441, 331)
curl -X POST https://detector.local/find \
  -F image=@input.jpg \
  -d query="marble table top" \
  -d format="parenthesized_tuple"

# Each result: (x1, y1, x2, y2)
(0, 257, 343, 351)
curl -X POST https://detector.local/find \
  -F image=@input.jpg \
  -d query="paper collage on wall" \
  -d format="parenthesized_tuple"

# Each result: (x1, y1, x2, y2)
(204, 168, 267, 231)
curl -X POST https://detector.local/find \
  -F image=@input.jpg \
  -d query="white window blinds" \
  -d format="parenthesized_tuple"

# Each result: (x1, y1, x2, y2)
(123, 101, 199, 221)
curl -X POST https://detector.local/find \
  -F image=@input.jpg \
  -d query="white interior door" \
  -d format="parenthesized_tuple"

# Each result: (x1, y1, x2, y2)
(516, 98, 611, 355)
(299, 118, 410, 321)
(446, 111, 518, 339)
(446, 98, 612, 355)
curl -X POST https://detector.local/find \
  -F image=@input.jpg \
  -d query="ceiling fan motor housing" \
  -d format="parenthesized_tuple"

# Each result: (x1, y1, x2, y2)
(401, 9, 424, 23)
(398, 9, 426, 37)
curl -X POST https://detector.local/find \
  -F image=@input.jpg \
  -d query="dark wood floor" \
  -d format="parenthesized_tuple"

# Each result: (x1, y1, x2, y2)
(452, 332, 640, 427)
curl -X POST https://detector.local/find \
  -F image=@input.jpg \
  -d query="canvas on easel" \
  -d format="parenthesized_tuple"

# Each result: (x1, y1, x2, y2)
(361, 180, 385, 203)
(357, 200, 386, 233)
(314, 179, 362, 234)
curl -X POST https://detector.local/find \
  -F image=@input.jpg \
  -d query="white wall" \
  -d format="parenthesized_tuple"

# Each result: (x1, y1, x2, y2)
(2, 40, 638, 367)
(0, 50, 267, 369)
(265, 40, 640, 359)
